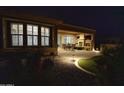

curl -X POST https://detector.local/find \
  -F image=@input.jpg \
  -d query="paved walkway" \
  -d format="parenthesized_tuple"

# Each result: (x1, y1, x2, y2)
(57, 49, 101, 65)
(40, 49, 101, 85)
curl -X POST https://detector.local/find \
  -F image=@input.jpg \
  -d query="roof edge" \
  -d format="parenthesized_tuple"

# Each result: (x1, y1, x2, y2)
(58, 23, 96, 33)
(0, 10, 63, 25)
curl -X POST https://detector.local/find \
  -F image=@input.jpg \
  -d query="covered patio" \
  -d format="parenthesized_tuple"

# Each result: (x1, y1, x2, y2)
(57, 29, 94, 51)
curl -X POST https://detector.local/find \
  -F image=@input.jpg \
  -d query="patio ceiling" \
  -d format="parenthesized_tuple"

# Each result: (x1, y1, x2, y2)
(58, 30, 83, 35)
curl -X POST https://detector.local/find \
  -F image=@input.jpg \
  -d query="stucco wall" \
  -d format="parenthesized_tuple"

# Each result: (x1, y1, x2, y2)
(76, 34, 85, 47)
(0, 17, 58, 55)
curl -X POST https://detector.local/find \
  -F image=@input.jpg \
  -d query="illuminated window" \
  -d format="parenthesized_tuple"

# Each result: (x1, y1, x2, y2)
(41, 27, 50, 46)
(64, 35, 73, 44)
(11, 23, 23, 46)
(27, 25, 38, 46)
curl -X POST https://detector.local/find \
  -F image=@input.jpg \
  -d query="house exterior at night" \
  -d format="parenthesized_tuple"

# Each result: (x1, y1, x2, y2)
(0, 11, 96, 56)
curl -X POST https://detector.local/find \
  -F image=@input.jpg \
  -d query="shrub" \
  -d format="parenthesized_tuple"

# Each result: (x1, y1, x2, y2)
(100, 44, 124, 85)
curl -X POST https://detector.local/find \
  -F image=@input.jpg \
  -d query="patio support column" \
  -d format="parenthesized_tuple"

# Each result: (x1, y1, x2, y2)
(92, 32, 95, 51)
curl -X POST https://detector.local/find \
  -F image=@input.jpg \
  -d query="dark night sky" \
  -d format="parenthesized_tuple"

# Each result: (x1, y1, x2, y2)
(0, 6, 124, 40)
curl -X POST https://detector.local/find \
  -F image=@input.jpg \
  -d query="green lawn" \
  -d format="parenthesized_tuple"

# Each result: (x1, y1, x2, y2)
(78, 56, 111, 85)
(78, 56, 102, 74)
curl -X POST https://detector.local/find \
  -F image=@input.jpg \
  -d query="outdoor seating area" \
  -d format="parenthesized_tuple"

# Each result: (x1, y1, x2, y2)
(62, 43, 85, 51)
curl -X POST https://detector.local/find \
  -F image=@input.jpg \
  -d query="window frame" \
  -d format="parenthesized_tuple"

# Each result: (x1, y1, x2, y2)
(10, 23, 24, 47)
(7, 20, 52, 48)
(40, 26, 51, 47)
(27, 24, 39, 46)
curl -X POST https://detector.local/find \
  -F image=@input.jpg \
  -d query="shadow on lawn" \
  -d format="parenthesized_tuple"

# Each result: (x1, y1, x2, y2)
(0, 52, 55, 86)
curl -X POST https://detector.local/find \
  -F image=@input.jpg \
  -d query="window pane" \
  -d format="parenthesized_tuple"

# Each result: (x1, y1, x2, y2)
(45, 28, 50, 36)
(12, 35, 18, 46)
(19, 35, 23, 46)
(33, 36, 38, 45)
(41, 27, 50, 46)
(45, 37, 49, 46)
(33, 26, 38, 35)
(64, 36, 67, 44)
(27, 36, 32, 46)
(64, 36, 74, 44)
(68, 37, 71, 44)
(41, 37, 45, 46)
(11, 24, 18, 34)
(19, 24, 23, 34)
(27, 25, 32, 35)
(41, 27, 45, 36)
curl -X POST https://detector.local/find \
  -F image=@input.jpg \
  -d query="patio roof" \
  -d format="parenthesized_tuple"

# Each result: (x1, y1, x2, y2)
(57, 24, 96, 34)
